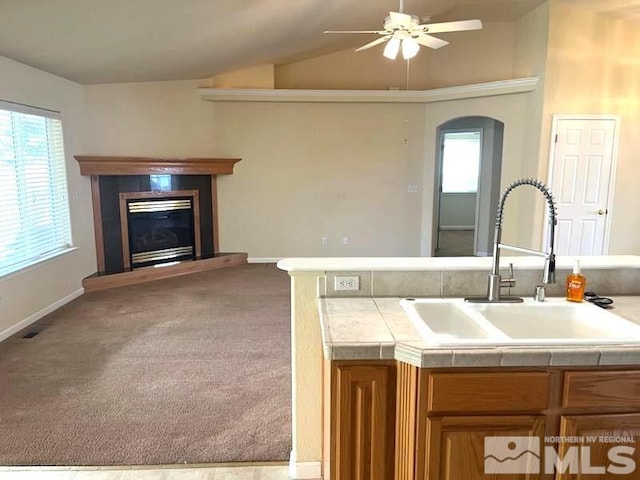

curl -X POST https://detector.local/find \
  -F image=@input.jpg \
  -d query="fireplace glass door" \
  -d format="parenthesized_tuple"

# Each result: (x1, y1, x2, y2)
(126, 197, 195, 268)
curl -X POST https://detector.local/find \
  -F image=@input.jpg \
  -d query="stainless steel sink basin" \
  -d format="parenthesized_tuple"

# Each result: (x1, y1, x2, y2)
(400, 298, 640, 346)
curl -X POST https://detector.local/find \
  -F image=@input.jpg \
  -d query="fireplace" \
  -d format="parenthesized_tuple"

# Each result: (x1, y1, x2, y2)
(74, 156, 247, 291)
(120, 191, 201, 269)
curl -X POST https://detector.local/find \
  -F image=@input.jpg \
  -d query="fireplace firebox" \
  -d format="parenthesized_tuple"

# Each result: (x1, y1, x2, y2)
(119, 190, 201, 269)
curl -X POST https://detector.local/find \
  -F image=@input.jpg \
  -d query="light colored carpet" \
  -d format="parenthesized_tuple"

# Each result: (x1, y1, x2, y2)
(0, 264, 291, 466)
(435, 229, 475, 257)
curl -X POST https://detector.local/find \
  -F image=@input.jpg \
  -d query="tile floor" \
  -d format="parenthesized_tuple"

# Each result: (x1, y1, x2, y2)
(0, 464, 290, 480)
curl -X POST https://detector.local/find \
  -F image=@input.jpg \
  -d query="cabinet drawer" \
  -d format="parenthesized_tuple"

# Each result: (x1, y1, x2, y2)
(563, 370, 640, 409)
(426, 372, 550, 413)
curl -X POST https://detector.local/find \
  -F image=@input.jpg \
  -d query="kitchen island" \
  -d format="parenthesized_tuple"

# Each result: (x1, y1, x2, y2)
(278, 256, 640, 480)
(320, 295, 640, 480)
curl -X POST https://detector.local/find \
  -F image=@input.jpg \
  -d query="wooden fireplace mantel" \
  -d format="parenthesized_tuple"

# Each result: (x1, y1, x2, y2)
(74, 156, 241, 176)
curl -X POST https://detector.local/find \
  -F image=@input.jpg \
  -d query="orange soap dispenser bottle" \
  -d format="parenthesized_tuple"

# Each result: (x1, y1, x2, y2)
(566, 260, 586, 302)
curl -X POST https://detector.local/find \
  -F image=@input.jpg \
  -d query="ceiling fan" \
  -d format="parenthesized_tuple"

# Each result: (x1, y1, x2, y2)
(323, 0, 482, 60)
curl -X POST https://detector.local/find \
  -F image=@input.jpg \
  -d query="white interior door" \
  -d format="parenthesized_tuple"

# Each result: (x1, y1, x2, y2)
(548, 116, 618, 256)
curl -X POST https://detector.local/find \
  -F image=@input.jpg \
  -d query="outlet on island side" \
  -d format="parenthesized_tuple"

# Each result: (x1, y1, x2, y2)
(334, 275, 360, 291)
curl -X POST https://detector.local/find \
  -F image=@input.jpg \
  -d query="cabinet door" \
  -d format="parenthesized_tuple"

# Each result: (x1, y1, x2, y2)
(425, 415, 545, 480)
(557, 414, 640, 480)
(328, 362, 396, 480)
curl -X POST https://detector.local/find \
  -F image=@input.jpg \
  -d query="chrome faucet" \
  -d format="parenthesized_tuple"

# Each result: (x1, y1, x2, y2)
(466, 178, 557, 303)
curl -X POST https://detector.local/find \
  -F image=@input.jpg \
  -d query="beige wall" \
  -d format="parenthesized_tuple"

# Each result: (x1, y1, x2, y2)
(83, 81, 426, 258)
(83, 87, 539, 261)
(83, 80, 220, 157)
(541, 1, 640, 254)
(211, 101, 425, 258)
(439, 193, 476, 229)
(275, 22, 516, 90)
(420, 93, 531, 254)
(511, 3, 550, 250)
(0, 56, 95, 336)
(208, 64, 275, 89)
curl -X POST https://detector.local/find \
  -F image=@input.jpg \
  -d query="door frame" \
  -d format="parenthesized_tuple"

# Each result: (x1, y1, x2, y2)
(544, 114, 621, 254)
(433, 127, 483, 255)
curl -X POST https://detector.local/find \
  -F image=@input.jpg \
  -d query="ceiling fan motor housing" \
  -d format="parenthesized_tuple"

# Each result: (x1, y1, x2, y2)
(383, 14, 421, 33)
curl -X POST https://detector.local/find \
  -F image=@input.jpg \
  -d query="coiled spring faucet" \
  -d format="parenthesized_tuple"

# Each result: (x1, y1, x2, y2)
(466, 178, 557, 303)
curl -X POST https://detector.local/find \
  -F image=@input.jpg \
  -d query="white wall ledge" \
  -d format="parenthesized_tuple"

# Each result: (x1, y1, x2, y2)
(276, 255, 640, 273)
(199, 77, 538, 104)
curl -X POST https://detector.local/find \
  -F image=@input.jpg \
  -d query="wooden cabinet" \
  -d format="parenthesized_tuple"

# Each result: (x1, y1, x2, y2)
(562, 371, 640, 410)
(412, 369, 552, 480)
(426, 415, 544, 480)
(394, 366, 640, 480)
(426, 372, 551, 413)
(325, 364, 640, 480)
(557, 414, 640, 480)
(323, 360, 396, 480)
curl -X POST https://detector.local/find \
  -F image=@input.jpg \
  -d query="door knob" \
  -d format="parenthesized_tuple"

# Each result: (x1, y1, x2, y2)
(597, 209, 606, 216)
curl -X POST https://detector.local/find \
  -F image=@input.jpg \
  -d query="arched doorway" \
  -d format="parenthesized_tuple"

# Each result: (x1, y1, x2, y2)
(433, 116, 504, 257)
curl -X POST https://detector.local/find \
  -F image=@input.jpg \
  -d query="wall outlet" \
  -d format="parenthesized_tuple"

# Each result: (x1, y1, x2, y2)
(321, 236, 328, 246)
(342, 236, 349, 245)
(334, 276, 360, 291)
(407, 185, 419, 193)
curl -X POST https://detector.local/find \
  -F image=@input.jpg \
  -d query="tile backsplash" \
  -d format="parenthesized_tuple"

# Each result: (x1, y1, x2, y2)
(322, 267, 640, 298)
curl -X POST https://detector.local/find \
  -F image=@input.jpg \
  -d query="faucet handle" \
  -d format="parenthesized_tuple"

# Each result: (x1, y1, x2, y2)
(500, 262, 516, 288)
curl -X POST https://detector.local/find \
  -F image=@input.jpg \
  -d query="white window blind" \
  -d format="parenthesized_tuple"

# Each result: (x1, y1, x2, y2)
(0, 101, 72, 277)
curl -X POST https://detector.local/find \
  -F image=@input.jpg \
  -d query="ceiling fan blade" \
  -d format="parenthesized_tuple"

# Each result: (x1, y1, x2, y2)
(323, 30, 386, 34)
(415, 34, 449, 49)
(389, 11, 413, 28)
(419, 19, 483, 34)
(355, 35, 392, 52)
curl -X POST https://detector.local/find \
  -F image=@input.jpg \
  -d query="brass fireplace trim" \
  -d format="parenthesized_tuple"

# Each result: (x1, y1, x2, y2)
(119, 190, 201, 270)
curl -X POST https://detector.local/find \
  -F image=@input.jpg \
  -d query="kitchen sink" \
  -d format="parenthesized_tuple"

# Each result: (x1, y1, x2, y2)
(400, 297, 640, 346)
(407, 299, 507, 344)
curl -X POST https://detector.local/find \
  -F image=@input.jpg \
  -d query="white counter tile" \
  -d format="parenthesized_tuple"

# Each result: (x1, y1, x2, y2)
(320, 295, 640, 368)
(549, 349, 601, 366)
(500, 349, 552, 367)
(452, 349, 503, 367)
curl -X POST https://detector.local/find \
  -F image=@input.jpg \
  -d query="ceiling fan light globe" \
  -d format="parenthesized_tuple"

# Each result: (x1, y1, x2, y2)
(383, 36, 401, 60)
(401, 37, 420, 59)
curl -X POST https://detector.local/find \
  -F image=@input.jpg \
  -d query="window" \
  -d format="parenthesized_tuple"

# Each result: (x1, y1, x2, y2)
(441, 131, 481, 193)
(0, 101, 72, 277)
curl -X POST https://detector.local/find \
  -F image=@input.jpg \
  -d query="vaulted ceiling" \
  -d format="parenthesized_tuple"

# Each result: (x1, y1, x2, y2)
(0, 0, 635, 85)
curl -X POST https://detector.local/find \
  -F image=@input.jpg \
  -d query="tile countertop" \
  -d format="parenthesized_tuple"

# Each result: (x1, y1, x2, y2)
(318, 296, 640, 368)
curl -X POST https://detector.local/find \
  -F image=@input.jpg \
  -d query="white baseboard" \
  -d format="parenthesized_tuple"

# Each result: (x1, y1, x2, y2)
(0, 288, 84, 342)
(439, 226, 475, 231)
(248, 257, 283, 264)
(289, 451, 322, 479)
